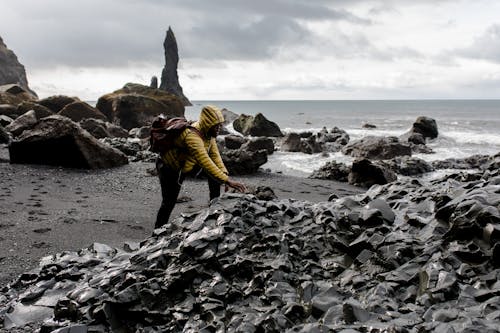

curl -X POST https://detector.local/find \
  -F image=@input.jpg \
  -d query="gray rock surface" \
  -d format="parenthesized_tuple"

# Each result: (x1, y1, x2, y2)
(233, 113, 283, 137)
(0, 36, 36, 96)
(348, 158, 398, 187)
(159, 27, 191, 106)
(1, 166, 499, 332)
(8, 115, 128, 169)
(342, 136, 412, 160)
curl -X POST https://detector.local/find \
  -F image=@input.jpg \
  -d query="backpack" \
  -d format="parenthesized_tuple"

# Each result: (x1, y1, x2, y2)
(149, 116, 202, 154)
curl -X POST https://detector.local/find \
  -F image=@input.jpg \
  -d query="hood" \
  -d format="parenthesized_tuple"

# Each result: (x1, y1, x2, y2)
(195, 105, 225, 135)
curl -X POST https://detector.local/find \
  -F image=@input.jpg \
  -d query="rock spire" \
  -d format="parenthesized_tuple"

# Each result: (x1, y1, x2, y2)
(0, 36, 37, 97)
(159, 27, 191, 106)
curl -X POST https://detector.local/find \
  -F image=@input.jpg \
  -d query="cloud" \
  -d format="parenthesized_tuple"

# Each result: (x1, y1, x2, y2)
(455, 24, 500, 63)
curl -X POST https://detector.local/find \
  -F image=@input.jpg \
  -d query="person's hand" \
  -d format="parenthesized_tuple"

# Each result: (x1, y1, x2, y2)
(226, 178, 247, 193)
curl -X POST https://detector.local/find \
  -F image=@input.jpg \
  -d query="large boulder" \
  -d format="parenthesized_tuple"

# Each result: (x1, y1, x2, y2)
(0, 36, 36, 96)
(0, 84, 37, 106)
(16, 101, 54, 119)
(5, 110, 37, 137)
(221, 108, 239, 125)
(309, 160, 350, 182)
(342, 136, 412, 160)
(8, 115, 128, 169)
(412, 116, 438, 139)
(432, 154, 493, 170)
(58, 101, 107, 122)
(242, 137, 274, 154)
(221, 149, 268, 175)
(348, 158, 397, 187)
(96, 83, 184, 130)
(233, 113, 283, 137)
(159, 27, 191, 106)
(224, 134, 247, 149)
(79, 119, 129, 139)
(379, 156, 434, 176)
(38, 95, 80, 113)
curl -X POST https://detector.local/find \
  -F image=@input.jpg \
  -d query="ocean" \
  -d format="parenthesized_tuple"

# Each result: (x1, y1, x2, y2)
(186, 100, 500, 177)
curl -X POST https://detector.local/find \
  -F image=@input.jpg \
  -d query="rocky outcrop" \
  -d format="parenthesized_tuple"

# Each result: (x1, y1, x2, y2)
(348, 158, 397, 187)
(5, 110, 38, 137)
(9, 115, 128, 169)
(221, 149, 268, 174)
(79, 119, 129, 139)
(224, 134, 247, 149)
(0, 124, 9, 144)
(58, 101, 107, 122)
(309, 160, 350, 182)
(379, 156, 434, 176)
(241, 137, 274, 155)
(221, 108, 239, 125)
(159, 27, 191, 106)
(281, 127, 349, 154)
(38, 95, 79, 113)
(412, 116, 438, 139)
(2, 168, 499, 332)
(96, 83, 184, 130)
(0, 84, 37, 106)
(16, 101, 54, 119)
(233, 113, 283, 137)
(342, 136, 412, 160)
(101, 137, 156, 163)
(0, 104, 17, 117)
(0, 36, 36, 96)
(431, 154, 494, 170)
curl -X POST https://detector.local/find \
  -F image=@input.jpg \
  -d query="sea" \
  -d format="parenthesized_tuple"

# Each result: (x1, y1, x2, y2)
(185, 100, 500, 177)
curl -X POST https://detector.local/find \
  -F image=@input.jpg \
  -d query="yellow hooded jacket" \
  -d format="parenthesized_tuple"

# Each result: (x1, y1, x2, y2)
(160, 105, 229, 183)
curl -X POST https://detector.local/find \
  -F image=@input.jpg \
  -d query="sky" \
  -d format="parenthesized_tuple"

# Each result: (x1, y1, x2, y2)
(1, 0, 500, 101)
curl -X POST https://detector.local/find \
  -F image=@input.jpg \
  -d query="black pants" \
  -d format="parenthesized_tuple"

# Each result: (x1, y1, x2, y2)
(155, 158, 221, 229)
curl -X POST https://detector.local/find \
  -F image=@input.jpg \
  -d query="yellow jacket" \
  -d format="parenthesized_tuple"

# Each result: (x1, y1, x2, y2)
(160, 105, 229, 183)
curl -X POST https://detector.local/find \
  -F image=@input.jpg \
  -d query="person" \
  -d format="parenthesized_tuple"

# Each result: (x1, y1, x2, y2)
(155, 105, 247, 229)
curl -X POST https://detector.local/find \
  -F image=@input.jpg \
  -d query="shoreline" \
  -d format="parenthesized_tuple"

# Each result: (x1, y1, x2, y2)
(0, 159, 363, 288)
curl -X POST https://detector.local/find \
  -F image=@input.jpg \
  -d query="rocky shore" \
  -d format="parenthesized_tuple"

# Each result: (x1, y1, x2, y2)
(0, 152, 499, 332)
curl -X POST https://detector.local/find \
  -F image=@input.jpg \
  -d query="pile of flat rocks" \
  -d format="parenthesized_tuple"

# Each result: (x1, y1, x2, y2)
(1, 168, 499, 332)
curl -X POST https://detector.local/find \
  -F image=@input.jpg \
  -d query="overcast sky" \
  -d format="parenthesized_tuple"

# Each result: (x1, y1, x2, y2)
(1, 0, 500, 100)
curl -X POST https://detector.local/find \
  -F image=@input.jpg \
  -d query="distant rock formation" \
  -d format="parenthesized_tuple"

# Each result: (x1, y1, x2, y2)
(0, 36, 37, 97)
(159, 27, 191, 106)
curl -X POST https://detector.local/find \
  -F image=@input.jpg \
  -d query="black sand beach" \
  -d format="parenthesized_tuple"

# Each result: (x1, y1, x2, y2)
(0, 146, 362, 289)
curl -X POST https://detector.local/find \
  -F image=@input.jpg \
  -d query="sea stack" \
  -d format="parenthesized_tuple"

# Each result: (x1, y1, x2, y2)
(0, 35, 37, 97)
(159, 27, 191, 106)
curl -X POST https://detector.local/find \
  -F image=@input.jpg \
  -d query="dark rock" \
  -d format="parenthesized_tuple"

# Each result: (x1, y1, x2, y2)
(224, 134, 247, 149)
(309, 161, 350, 182)
(221, 149, 268, 174)
(233, 113, 283, 137)
(408, 132, 425, 145)
(242, 137, 274, 154)
(150, 76, 158, 89)
(2, 156, 500, 332)
(158, 27, 191, 106)
(79, 119, 129, 139)
(412, 116, 438, 139)
(0, 36, 37, 96)
(362, 123, 377, 129)
(379, 156, 434, 176)
(38, 95, 80, 113)
(16, 101, 54, 119)
(58, 101, 107, 122)
(0, 84, 37, 106)
(251, 186, 277, 201)
(0, 103, 18, 117)
(0, 114, 13, 127)
(281, 132, 303, 152)
(0, 124, 9, 143)
(5, 110, 38, 136)
(9, 115, 128, 169)
(348, 158, 397, 187)
(96, 83, 184, 130)
(343, 136, 411, 160)
(79, 118, 111, 139)
(221, 108, 239, 125)
(432, 154, 492, 170)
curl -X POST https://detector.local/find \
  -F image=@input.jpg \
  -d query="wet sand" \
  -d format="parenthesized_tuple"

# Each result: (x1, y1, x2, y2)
(0, 145, 362, 288)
